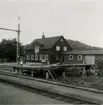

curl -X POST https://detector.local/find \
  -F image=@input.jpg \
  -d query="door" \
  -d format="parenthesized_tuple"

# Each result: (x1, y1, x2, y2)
(85, 56, 95, 64)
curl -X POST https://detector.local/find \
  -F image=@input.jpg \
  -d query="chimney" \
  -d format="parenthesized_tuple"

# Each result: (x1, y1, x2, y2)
(42, 32, 45, 39)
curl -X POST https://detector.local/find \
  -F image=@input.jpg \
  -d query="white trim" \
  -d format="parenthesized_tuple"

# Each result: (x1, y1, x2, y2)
(35, 54, 38, 61)
(63, 46, 67, 51)
(44, 54, 48, 60)
(40, 54, 43, 60)
(78, 55, 82, 60)
(69, 55, 73, 60)
(26, 55, 30, 60)
(56, 46, 60, 51)
(31, 55, 34, 60)
(35, 45, 39, 53)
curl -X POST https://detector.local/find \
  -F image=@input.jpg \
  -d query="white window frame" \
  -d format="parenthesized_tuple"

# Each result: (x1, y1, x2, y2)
(40, 54, 43, 60)
(35, 54, 38, 61)
(44, 54, 48, 60)
(31, 55, 34, 60)
(69, 55, 73, 60)
(35, 45, 39, 53)
(56, 46, 60, 51)
(26, 55, 30, 60)
(78, 55, 82, 60)
(63, 46, 67, 51)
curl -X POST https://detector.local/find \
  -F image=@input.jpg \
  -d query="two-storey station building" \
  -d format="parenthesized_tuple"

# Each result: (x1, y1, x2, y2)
(25, 35, 103, 66)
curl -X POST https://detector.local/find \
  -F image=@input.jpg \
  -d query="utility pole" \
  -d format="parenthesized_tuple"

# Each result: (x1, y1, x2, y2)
(17, 17, 20, 65)
(0, 17, 21, 65)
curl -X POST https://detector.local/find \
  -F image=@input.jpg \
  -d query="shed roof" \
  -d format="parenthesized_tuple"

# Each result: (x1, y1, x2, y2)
(61, 50, 103, 55)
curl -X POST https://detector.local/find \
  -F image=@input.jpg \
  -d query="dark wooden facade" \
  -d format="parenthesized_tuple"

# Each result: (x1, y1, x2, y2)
(25, 36, 103, 65)
(61, 50, 103, 65)
(25, 36, 72, 64)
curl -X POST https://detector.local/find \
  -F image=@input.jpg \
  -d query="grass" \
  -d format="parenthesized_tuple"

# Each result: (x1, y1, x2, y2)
(58, 76, 103, 90)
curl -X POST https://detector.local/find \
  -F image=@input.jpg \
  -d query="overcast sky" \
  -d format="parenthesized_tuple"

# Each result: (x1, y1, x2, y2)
(0, 0, 103, 47)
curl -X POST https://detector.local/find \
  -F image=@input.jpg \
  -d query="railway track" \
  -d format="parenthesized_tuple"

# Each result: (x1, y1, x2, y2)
(0, 70, 100, 104)
(0, 79, 93, 104)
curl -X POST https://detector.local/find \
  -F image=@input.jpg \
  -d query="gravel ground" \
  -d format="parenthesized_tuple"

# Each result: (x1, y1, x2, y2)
(0, 82, 66, 104)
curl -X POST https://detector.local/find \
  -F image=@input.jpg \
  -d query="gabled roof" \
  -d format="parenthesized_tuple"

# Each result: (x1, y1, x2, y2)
(25, 44, 33, 50)
(31, 36, 62, 49)
(62, 50, 103, 55)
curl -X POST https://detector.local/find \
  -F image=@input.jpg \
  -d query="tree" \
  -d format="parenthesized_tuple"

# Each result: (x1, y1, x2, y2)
(0, 38, 23, 62)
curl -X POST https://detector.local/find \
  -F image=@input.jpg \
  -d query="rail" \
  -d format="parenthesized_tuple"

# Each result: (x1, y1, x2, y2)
(0, 70, 102, 104)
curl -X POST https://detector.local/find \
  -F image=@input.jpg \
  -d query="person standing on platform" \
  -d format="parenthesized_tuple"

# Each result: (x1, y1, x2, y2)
(20, 60, 23, 66)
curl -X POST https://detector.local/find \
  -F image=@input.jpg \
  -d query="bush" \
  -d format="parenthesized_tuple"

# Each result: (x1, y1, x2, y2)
(86, 70, 93, 76)
(66, 67, 82, 77)
(95, 59, 103, 76)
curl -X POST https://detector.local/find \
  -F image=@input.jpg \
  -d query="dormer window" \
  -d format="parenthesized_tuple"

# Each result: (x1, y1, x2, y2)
(56, 46, 60, 51)
(35, 45, 39, 53)
(63, 46, 67, 51)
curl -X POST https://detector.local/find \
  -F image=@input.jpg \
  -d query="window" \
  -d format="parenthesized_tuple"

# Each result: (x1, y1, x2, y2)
(35, 46, 39, 53)
(44, 55, 48, 60)
(56, 46, 60, 51)
(26, 55, 30, 60)
(40, 54, 43, 60)
(69, 55, 73, 60)
(31, 55, 34, 60)
(35, 54, 38, 60)
(78, 55, 82, 60)
(63, 46, 67, 51)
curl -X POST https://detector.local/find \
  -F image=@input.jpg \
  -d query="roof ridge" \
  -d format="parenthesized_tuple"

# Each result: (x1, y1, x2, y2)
(35, 35, 62, 40)
(30, 35, 63, 49)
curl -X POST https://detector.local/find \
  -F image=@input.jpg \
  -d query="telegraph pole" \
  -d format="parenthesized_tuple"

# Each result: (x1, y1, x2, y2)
(0, 17, 21, 65)
(17, 17, 20, 65)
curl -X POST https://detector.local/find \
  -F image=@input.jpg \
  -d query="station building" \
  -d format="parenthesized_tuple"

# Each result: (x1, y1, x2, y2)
(25, 35, 103, 65)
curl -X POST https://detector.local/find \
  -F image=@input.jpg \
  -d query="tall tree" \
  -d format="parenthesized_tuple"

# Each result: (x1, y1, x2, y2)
(0, 38, 22, 62)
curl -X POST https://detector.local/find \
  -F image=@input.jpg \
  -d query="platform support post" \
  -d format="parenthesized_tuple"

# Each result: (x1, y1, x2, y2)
(62, 71, 66, 82)
(20, 69, 22, 75)
(46, 72, 49, 79)
(15, 69, 18, 73)
(82, 67, 86, 76)
(62, 71, 65, 78)
(31, 70, 34, 77)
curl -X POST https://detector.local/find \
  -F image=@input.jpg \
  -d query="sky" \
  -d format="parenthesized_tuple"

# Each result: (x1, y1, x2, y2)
(0, 0, 103, 47)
